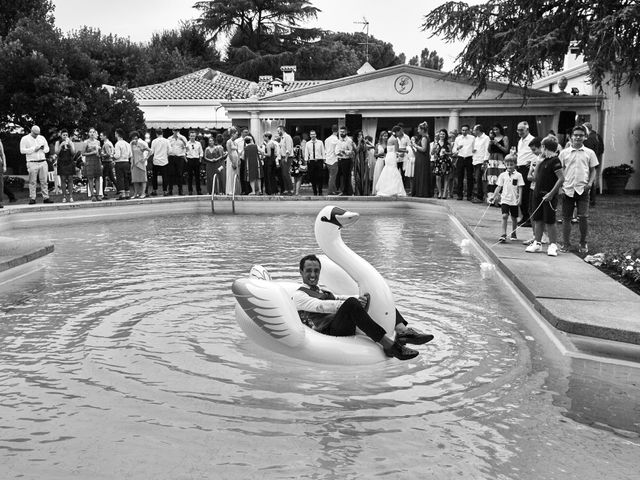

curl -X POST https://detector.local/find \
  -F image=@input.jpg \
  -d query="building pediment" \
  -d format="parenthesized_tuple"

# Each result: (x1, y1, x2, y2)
(264, 64, 555, 103)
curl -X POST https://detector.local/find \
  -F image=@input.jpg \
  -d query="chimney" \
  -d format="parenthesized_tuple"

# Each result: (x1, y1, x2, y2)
(269, 78, 285, 95)
(281, 65, 297, 83)
(259, 75, 273, 84)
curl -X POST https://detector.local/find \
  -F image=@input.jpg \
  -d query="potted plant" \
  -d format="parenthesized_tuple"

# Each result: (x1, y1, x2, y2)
(603, 163, 635, 195)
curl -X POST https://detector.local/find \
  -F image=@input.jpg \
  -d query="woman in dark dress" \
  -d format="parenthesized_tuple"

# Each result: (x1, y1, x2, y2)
(353, 131, 370, 196)
(411, 122, 432, 197)
(244, 136, 262, 195)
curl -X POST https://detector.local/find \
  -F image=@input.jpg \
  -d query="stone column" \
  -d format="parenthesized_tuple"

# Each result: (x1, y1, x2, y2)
(249, 111, 261, 140)
(447, 108, 460, 133)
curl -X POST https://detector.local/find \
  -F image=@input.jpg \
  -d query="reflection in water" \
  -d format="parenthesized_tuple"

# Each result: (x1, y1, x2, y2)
(0, 210, 638, 479)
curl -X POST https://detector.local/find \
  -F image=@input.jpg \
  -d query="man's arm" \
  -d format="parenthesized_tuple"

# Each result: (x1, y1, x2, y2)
(20, 136, 37, 155)
(292, 290, 343, 314)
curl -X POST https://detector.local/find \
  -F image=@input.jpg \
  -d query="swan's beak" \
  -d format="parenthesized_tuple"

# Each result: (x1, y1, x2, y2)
(336, 211, 359, 227)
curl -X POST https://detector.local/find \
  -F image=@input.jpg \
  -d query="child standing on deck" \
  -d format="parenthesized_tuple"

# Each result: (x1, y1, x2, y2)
(492, 154, 524, 243)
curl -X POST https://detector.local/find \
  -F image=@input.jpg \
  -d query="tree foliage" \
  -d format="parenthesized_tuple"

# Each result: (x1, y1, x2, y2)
(195, 0, 321, 77)
(0, 15, 144, 136)
(0, 0, 54, 37)
(421, 0, 640, 97)
(419, 48, 444, 70)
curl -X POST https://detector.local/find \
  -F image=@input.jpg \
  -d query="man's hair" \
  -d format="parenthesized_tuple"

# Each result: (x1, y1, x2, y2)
(331, 124, 338, 133)
(339, 125, 346, 130)
(583, 122, 593, 131)
(391, 125, 402, 133)
(264, 132, 272, 140)
(299, 254, 321, 271)
(115, 128, 125, 139)
(60, 129, 68, 135)
(129, 130, 139, 140)
(473, 124, 484, 133)
(460, 124, 470, 130)
(572, 125, 587, 135)
(529, 137, 542, 149)
(541, 136, 558, 152)
(189, 130, 197, 135)
(504, 153, 517, 164)
(155, 128, 163, 136)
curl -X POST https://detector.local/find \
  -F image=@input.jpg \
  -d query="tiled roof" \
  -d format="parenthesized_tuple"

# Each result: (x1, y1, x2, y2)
(130, 68, 325, 101)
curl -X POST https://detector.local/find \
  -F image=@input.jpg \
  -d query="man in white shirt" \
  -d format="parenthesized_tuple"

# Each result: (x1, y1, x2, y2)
(559, 125, 599, 254)
(335, 126, 354, 195)
(113, 128, 132, 200)
(186, 130, 204, 195)
(304, 130, 326, 195)
(277, 125, 294, 195)
(293, 254, 434, 361)
(453, 124, 475, 200)
(471, 124, 490, 203)
(324, 125, 340, 195)
(150, 128, 169, 196)
(20, 125, 53, 204)
(516, 121, 537, 225)
(167, 128, 187, 195)
(99, 131, 116, 199)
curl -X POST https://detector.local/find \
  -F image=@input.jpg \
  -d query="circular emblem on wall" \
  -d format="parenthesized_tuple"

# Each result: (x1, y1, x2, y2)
(394, 75, 414, 95)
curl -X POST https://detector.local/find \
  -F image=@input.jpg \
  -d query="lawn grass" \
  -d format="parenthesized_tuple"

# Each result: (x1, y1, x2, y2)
(580, 195, 640, 255)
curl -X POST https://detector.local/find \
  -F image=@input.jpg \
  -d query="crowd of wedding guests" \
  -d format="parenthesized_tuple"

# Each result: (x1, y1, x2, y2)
(1, 120, 602, 227)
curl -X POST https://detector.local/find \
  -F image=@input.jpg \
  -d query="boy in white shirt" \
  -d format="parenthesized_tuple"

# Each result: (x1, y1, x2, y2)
(492, 154, 524, 242)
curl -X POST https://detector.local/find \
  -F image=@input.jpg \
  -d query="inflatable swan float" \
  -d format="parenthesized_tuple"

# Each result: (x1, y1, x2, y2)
(231, 205, 397, 365)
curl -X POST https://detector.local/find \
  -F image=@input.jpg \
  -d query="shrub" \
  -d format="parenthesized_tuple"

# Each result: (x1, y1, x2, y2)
(602, 163, 635, 177)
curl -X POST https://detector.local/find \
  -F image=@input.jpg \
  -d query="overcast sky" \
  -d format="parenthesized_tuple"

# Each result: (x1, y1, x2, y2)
(52, 0, 482, 70)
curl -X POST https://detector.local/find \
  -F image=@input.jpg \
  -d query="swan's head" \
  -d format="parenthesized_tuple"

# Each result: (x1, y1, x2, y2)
(319, 206, 359, 230)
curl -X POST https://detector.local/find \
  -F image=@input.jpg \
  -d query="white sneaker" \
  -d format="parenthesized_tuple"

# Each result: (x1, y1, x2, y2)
(525, 241, 542, 253)
(541, 233, 549, 244)
(69, 197, 74, 203)
(547, 243, 558, 256)
(62, 197, 67, 203)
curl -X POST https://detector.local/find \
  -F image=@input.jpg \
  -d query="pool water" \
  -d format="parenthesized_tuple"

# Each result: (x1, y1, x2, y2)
(1, 207, 639, 479)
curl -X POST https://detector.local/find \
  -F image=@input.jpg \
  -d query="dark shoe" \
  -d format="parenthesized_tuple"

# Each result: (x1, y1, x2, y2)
(471, 198, 482, 203)
(188, 191, 193, 195)
(196, 191, 202, 195)
(116, 196, 127, 201)
(510, 233, 518, 241)
(384, 341, 419, 361)
(498, 234, 507, 243)
(43, 198, 54, 204)
(150, 191, 157, 197)
(456, 197, 463, 200)
(0, 204, 3, 208)
(29, 199, 36, 205)
(9, 198, 17, 203)
(396, 328, 434, 345)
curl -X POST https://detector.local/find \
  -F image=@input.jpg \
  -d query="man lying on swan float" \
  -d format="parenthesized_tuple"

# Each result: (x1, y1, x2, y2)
(231, 205, 434, 364)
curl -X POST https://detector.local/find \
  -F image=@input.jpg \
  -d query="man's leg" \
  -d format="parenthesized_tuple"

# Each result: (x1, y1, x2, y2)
(38, 162, 49, 199)
(175, 156, 185, 194)
(465, 157, 474, 200)
(576, 191, 590, 249)
(456, 158, 465, 199)
(327, 163, 338, 194)
(517, 165, 531, 223)
(561, 194, 575, 247)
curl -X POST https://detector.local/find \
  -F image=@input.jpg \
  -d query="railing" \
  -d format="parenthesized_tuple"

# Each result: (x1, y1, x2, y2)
(211, 173, 218, 213)
(231, 173, 238, 214)
(210, 171, 238, 214)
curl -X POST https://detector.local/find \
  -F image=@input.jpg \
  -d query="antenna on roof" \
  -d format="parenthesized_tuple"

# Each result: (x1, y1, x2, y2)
(354, 17, 370, 62)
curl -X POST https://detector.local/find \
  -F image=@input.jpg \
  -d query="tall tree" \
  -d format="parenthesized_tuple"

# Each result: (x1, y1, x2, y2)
(194, 0, 321, 77)
(419, 48, 444, 70)
(0, 0, 54, 37)
(422, 0, 640, 97)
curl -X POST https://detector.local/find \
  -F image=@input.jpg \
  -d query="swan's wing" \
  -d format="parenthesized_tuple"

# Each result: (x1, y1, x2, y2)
(231, 278, 306, 348)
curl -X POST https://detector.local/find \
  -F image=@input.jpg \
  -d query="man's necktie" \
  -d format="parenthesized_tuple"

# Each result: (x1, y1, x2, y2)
(312, 141, 316, 160)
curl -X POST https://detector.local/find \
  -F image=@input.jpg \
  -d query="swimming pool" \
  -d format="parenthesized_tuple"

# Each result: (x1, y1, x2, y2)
(1, 203, 638, 479)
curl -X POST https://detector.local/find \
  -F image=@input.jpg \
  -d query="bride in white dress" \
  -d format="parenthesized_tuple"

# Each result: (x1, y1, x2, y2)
(375, 134, 406, 197)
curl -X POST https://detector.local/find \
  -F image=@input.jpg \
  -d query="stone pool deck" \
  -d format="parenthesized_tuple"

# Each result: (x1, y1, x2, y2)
(1, 195, 639, 345)
(0, 235, 53, 276)
(441, 198, 640, 345)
